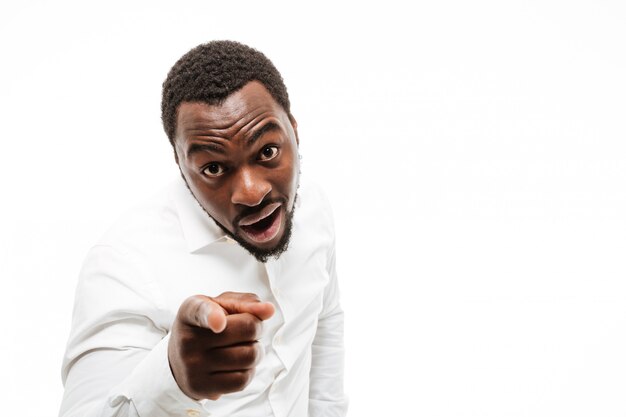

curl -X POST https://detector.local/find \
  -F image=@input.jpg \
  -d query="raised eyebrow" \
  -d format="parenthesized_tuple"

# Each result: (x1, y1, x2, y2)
(246, 122, 281, 146)
(186, 142, 225, 159)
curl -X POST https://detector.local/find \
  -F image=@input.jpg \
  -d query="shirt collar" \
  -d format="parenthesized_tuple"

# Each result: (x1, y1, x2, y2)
(170, 176, 230, 253)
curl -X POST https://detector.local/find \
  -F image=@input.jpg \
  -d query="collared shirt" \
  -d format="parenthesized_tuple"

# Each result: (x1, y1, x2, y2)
(59, 177, 348, 417)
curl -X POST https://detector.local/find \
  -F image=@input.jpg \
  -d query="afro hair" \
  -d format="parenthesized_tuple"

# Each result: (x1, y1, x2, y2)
(161, 40, 291, 146)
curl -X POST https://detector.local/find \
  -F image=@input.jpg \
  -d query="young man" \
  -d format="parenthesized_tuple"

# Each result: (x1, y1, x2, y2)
(59, 41, 347, 417)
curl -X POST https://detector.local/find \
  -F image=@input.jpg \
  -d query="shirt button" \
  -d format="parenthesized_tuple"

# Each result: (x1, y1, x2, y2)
(186, 409, 201, 417)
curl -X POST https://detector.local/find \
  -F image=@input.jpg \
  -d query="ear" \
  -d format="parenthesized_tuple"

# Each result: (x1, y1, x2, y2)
(172, 139, 181, 165)
(288, 114, 299, 146)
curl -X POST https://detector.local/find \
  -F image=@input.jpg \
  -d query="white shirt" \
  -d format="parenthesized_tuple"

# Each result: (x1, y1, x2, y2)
(59, 177, 348, 417)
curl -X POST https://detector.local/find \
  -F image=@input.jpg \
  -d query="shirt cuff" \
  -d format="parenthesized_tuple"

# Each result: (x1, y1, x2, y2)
(108, 333, 209, 417)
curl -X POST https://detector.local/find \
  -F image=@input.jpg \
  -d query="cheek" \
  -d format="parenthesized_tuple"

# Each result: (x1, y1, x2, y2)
(182, 168, 231, 223)
(271, 152, 299, 195)
(198, 191, 234, 228)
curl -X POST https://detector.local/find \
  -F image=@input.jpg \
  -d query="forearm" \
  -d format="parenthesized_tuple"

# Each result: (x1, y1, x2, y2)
(60, 245, 206, 417)
(309, 303, 348, 417)
(60, 334, 208, 417)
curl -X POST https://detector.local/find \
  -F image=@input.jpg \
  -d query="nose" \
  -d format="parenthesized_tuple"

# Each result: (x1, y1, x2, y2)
(231, 167, 271, 207)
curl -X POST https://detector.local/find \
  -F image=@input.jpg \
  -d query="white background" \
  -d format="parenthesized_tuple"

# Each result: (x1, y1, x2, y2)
(1, 1, 625, 416)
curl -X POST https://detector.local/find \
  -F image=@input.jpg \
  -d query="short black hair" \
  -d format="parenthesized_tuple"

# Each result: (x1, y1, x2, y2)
(161, 40, 291, 146)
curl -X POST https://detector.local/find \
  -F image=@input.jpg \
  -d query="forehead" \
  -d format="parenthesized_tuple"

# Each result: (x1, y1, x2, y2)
(176, 81, 286, 135)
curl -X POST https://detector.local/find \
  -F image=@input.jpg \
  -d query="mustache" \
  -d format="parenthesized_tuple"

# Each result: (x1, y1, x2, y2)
(232, 197, 286, 226)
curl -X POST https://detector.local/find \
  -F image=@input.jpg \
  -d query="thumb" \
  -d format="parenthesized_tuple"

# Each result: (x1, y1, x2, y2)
(178, 295, 228, 333)
(213, 292, 275, 321)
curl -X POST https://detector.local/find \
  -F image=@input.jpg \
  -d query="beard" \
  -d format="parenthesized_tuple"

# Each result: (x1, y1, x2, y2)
(180, 174, 299, 263)
(214, 195, 297, 263)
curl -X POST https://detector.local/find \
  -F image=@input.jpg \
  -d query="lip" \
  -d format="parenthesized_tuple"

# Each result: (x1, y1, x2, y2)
(238, 204, 283, 244)
(238, 202, 282, 227)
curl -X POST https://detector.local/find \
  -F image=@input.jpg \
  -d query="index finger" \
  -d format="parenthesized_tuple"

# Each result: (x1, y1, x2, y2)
(213, 292, 275, 320)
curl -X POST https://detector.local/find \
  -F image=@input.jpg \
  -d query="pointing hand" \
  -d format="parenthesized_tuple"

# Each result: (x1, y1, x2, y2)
(168, 292, 275, 400)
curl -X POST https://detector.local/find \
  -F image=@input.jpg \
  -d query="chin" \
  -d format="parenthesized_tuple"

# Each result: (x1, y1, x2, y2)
(185, 176, 299, 263)
(233, 216, 294, 263)
(227, 202, 296, 263)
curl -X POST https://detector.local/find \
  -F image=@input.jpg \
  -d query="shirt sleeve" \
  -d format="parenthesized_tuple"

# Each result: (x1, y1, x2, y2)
(59, 245, 208, 417)
(308, 234, 349, 417)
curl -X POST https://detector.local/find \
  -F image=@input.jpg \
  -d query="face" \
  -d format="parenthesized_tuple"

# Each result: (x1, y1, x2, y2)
(174, 81, 300, 262)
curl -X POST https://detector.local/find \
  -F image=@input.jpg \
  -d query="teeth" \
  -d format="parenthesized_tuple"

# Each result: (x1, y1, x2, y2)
(239, 203, 281, 227)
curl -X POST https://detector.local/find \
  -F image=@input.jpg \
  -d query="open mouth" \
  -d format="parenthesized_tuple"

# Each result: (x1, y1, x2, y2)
(238, 203, 283, 244)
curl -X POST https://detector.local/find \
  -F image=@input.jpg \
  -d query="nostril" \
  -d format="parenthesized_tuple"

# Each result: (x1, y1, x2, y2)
(231, 171, 271, 207)
(232, 186, 270, 207)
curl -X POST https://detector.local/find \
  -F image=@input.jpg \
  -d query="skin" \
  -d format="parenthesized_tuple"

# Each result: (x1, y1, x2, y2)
(168, 292, 275, 400)
(168, 81, 300, 400)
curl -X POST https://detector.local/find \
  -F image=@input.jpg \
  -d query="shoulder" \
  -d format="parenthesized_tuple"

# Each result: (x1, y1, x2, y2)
(296, 178, 335, 226)
(288, 179, 336, 259)
(95, 180, 185, 256)
(298, 179, 333, 210)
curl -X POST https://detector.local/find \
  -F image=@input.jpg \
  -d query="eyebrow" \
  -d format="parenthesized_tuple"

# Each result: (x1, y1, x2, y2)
(185, 122, 282, 159)
(246, 122, 281, 146)
(186, 142, 225, 158)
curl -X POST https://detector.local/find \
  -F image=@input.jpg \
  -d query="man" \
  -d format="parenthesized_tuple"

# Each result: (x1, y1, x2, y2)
(59, 41, 347, 417)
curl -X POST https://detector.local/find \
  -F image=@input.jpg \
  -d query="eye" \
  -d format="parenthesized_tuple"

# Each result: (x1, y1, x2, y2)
(259, 145, 279, 161)
(202, 162, 226, 177)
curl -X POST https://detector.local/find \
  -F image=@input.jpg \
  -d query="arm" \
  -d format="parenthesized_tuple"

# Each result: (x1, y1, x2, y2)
(308, 241, 349, 417)
(59, 245, 207, 417)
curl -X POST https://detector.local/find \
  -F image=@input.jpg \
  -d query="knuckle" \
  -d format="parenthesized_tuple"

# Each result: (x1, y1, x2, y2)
(181, 294, 203, 310)
(241, 317, 259, 340)
(241, 369, 255, 387)
(233, 370, 254, 390)
(178, 295, 207, 324)
(206, 393, 221, 401)
(217, 291, 236, 299)
(254, 320, 262, 339)
(242, 292, 261, 302)
(192, 307, 205, 328)
(240, 344, 258, 367)
(217, 291, 259, 302)
(217, 369, 255, 393)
